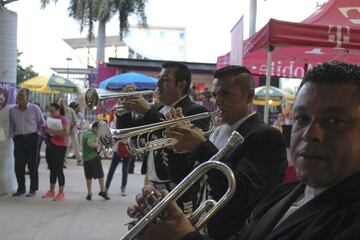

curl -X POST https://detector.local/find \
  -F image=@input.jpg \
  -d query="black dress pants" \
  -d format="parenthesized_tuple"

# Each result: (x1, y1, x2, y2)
(13, 133, 40, 192)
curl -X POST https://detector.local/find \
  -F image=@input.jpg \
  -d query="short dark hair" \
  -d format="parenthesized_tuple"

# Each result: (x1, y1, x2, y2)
(300, 61, 360, 90)
(69, 101, 79, 109)
(213, 65, 254, 89)
(92, 121, 100, 129)
(50, 102, 65, 116)
(162, 61, 191, 95)
(213, 65, 251, 79)
(19, 88, 30, 97)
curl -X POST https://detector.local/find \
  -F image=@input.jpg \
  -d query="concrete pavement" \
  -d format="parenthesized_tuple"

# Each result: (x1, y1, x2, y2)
(0, 158, 145, 240)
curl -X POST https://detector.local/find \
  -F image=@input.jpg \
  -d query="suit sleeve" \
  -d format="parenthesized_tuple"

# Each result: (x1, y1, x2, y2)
(186, 104, 210, 132)
(195, 127, 287, 239)
(208, 127, 287, 214)
(116, 104, 164, 129)
(191, 139, 219, 163)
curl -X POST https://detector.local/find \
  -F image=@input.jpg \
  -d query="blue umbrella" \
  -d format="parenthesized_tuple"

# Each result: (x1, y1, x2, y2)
(104, 72, 158, 91)
(98, 78, 112, 89)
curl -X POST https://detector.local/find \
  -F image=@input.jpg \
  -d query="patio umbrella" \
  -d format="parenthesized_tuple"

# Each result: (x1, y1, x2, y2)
(20, 74, 78, 94)
(19, 75, 57, 94)
(253, 86, 294, 106)
(105, 72, 157, 91)
(98, 78, 112, 89)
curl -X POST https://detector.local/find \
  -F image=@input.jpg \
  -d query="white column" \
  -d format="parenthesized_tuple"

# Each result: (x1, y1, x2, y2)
(0, 8, 17, 195)
(263, 47, 273, 124)
(249, 0, 257, 36)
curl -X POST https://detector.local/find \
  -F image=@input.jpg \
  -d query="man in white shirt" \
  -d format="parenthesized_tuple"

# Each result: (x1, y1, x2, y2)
(9, 88, 45, 197)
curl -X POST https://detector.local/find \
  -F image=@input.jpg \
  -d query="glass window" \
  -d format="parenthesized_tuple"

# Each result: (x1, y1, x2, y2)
(179, 32, 185, 39)
(147, 31, 152, 39)
(159, 31, 165, 38)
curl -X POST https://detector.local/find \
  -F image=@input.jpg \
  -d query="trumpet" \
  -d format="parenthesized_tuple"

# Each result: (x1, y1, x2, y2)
(97, 110, 221, 154)
(85, 88, 156, 111)
(120, 131, 244, 240)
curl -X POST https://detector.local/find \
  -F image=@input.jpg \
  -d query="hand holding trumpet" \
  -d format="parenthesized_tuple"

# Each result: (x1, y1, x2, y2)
(121, 85, 151, 115)
(126, 185, 194, 240)
(165, 107, 207, 153)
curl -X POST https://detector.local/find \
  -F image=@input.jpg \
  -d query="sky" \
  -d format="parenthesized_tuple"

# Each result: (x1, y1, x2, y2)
(6, 0, 325, 75)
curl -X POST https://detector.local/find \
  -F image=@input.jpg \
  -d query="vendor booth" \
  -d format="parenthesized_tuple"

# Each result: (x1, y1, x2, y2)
(217, 0, 360, 123)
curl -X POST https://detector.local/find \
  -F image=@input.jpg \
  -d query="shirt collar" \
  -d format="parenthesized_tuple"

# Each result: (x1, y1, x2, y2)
(16, 102, 30, 110)
(160, 95, 188, 115)
(167, 94, 188, 107)
(228, 111, 256, 131)
(303, 185, 327, 204)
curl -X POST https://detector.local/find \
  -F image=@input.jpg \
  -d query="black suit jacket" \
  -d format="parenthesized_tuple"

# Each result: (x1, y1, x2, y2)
(183, 173, 360, 240)
(117, 96, 209, 183)
(189, 113, 287, 240)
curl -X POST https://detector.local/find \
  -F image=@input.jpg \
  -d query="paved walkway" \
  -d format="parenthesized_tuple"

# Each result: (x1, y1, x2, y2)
(0, 158, 145, 240)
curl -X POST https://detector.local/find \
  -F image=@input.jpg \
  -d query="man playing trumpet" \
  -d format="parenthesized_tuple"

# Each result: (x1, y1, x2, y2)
(117, 61, 209, 215)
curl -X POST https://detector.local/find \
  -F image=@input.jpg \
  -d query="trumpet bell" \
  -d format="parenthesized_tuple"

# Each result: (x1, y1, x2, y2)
(85, 88, 99, 110)
(85, 88, 157, 111)
(97, 121, 114, 149)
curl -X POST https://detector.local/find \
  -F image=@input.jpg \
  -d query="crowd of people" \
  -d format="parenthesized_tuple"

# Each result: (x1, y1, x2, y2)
(8, 88, 135, 200)
(8, 60, 360, 239)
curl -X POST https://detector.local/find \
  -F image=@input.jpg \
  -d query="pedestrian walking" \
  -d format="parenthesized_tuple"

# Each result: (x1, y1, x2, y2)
(105, 140, 131, 196)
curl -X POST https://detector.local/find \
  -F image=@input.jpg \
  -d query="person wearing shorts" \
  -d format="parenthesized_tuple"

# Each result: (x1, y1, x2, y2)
(82, 121, 110, 200)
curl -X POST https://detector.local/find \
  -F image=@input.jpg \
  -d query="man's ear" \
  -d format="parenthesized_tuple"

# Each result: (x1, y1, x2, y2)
(177, 80, 186, 94)
(247, 88, 255, 103)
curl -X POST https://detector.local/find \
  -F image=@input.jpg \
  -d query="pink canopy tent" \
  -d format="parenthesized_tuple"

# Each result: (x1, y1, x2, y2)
(217, 0, 360, 122)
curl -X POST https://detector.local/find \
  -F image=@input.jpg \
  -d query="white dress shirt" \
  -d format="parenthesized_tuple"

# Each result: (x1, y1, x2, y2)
(209, 112, 256, 149)
(274, 186, 327, 229)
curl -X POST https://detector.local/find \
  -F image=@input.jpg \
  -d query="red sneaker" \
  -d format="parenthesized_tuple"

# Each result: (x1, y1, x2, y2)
(53, 192, 64, 201)
(42, 191, 54, 199)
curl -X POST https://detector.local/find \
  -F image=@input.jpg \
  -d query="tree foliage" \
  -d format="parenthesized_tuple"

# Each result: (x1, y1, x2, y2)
(41, 0, 148, 40)
(17, 51, 38, 84)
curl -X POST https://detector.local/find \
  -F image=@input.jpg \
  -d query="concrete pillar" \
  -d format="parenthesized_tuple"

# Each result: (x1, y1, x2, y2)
(249, 0, 257, 37)
(0, 8, 17, 195)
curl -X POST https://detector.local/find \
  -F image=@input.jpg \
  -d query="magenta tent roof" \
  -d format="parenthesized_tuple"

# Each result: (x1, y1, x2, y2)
(217, 0, 360, 78)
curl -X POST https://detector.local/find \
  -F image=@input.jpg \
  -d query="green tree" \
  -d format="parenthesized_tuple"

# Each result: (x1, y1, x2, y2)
(17, 51, 38, 84)
(41, 0, 148, 64)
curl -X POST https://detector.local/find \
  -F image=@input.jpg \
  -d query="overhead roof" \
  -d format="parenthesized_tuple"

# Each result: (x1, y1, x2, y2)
(107, 58, 216, 74)
(63, 36, 127, 49)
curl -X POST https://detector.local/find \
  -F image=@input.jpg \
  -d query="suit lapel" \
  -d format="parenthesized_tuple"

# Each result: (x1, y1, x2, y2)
(267, 172, 360, 240)
(173, 96, 192, 115)
(155, 96, 191, 117)
(236, 113, 262, 143)
(249, 183, 305, 240)
(224, 113, 260, 164)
